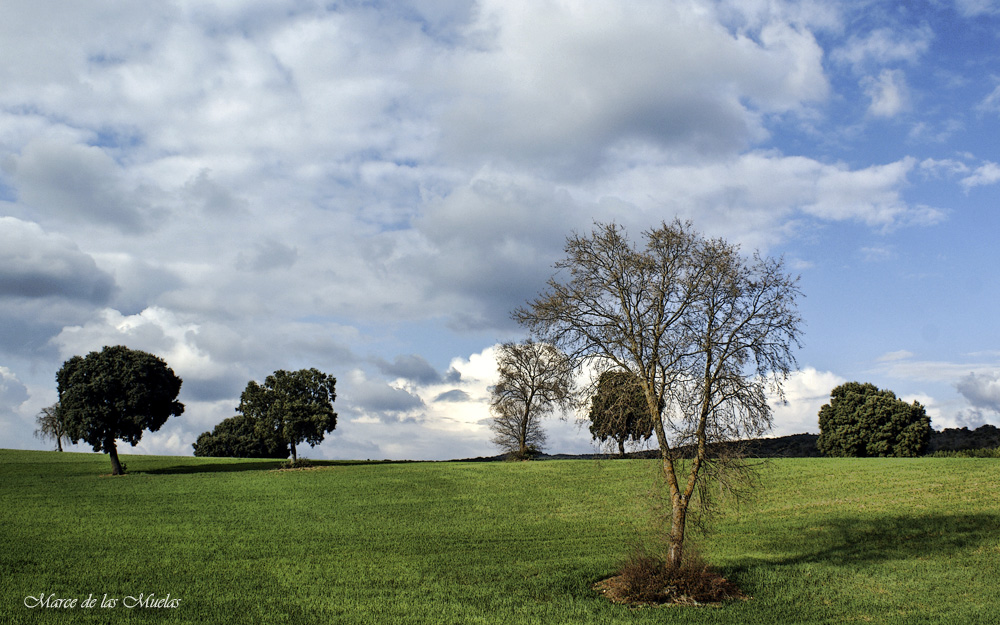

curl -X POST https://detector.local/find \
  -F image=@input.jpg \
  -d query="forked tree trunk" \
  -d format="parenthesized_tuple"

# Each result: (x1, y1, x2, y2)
(107, 439, 124, 475)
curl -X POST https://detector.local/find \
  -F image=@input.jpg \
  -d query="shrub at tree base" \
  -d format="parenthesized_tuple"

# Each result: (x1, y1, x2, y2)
(594, 549, 745, 606)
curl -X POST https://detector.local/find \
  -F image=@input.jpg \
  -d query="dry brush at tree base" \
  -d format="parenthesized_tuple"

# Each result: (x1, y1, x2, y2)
(594, 550, 746, 607)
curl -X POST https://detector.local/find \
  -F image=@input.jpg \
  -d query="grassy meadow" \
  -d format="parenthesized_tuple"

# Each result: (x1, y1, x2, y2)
(1, 449, 997, 624)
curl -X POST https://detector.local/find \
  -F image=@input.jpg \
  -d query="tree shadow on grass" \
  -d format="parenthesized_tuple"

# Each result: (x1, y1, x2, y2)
(732, 512, 1000, 572)
(142, 461, 286, 474)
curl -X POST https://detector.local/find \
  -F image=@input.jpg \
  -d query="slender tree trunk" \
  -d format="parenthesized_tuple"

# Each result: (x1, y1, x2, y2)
(668, 493, 687, 568)
(519, 406, 530, 459)
(617, 437, 626, 458)
(290, 442, 297, 462)
(107, 440, 124, 475)
(56, 437, 63, 453)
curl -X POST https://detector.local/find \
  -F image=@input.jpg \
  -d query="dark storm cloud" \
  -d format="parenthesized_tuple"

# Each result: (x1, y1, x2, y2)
(0, 217, 115, 303)
(374, 353, 442, 385)
(433, 389, 469, 403)
(8, 140, 153, 233)
(956, 372, 1000, 413)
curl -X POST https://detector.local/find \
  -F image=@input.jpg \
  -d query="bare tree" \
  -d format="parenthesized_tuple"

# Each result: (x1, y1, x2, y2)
(34, 403, 69, 452)
(515, 221, 801, 567)
(489, 340, 575, 460)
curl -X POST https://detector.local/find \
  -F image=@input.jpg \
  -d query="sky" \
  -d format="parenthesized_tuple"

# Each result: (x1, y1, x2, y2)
(3, 0, 1000, 461)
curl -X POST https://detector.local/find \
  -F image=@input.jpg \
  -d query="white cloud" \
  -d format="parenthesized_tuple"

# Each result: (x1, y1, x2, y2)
(955, 0, 1000, 17)
(0, 366, 29, 412)
(960, 162, 1000, 189)
(862, 69, 909, 118)
(877, 350, 916, 362)
(860, 246, 893, 262)
(977, 84, 1000, 114)
(438, 0, 828, 173)
(587, 152, 935, 248)
(0, 0, 983, 460)
(832, 26, 932, 69)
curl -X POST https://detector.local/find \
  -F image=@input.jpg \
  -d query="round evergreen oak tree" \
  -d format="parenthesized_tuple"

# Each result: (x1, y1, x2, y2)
(817, 381, 930, 457)
(193, 414, 287, 459)
(57, 345, 184, 474)
(238, 368, 337, 462)
(588, 370, 655, 457)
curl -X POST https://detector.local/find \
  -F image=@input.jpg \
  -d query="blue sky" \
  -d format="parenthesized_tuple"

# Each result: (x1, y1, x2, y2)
(2, 0, 1000, 460)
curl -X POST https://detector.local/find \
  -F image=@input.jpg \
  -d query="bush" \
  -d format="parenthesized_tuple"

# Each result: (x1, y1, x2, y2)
(595, 547, 744, 606)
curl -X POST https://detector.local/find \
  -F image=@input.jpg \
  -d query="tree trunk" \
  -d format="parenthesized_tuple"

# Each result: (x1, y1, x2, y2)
(617, 438, 626, 458)
(518, 406, 530, 459)
(56, 437, 63, 453)
(668, 492, 687, 568)
(107, 440, 124, 475)
(290, 442, 297, 462)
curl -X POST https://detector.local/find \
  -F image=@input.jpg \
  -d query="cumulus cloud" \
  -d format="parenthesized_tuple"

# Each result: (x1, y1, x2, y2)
(768, 367, 846, 435)
(585, 152, 938, 249)
(439, 0, 827, 174)
(0, 0, 985, 459)
(341, 369, 425, 423)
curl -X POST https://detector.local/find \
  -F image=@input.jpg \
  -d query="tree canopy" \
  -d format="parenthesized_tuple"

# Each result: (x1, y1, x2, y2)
(588, 370, 655, 457)
(515, 220, 801, 567)
(238, 368, 337, 462)
(489, 340, 574, 460)
(193, 413, 288, 459)
(817, 382, 930, 457)
(57, 345, 184, 475)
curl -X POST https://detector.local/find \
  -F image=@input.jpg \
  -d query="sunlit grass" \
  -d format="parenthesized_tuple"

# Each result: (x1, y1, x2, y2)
(1, 450, 997, 624)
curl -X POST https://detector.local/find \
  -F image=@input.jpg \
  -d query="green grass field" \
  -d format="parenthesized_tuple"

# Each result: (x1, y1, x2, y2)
(1, 449, 997, 624)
